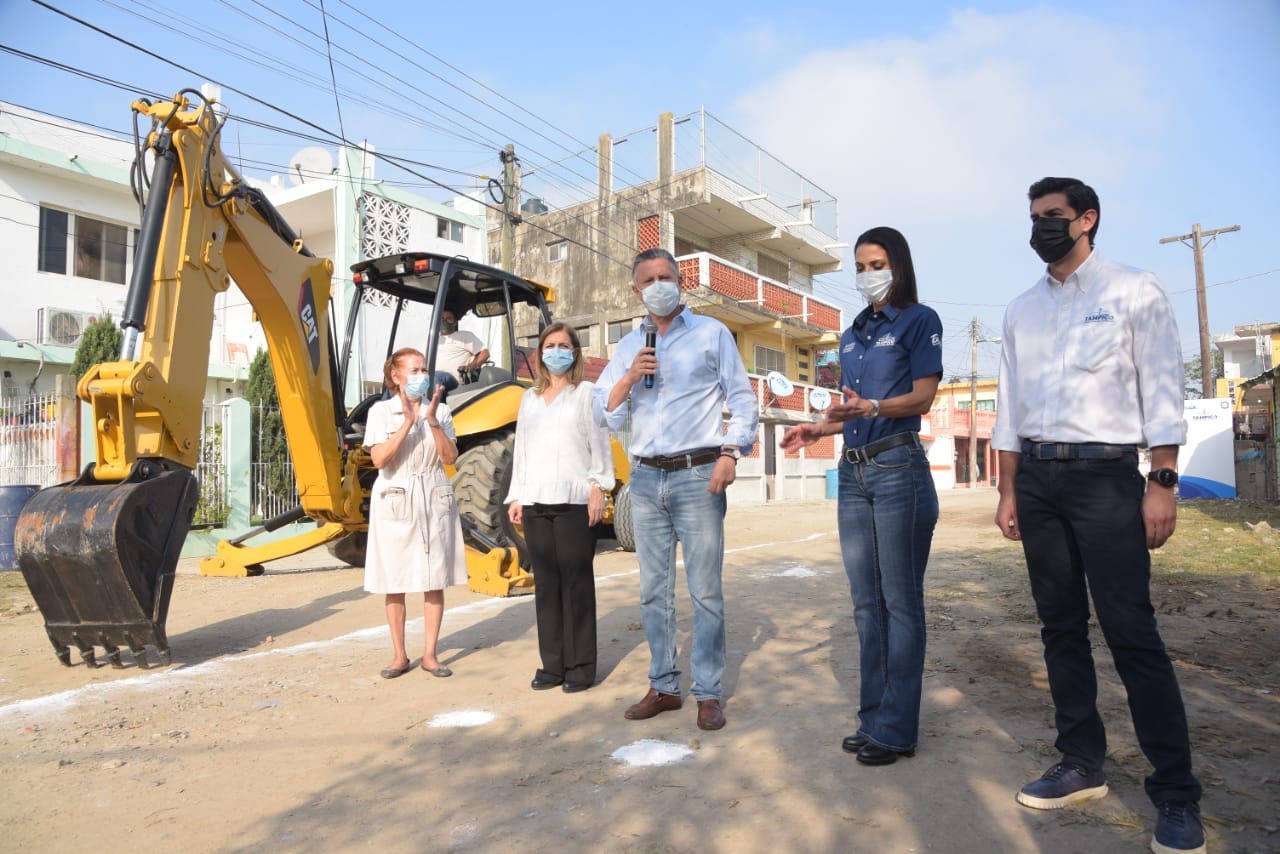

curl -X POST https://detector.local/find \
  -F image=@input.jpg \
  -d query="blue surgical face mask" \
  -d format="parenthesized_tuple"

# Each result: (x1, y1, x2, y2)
(640, 279, 681, 316)
(541, 347, 576, 376)
(404, 373, 432, 400)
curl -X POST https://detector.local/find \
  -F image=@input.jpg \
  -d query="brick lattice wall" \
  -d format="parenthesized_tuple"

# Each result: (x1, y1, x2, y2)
(807, 302, 841, 331)
(637, 216, 659, 252)
(709, 259, 757, 301)
(678, 259, 699, 290)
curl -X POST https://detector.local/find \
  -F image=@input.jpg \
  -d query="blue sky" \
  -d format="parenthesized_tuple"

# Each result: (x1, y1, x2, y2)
(2, 0, 1277, 382)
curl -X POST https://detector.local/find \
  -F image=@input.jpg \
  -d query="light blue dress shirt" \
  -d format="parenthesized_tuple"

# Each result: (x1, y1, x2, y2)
(595, 307, 758, 457)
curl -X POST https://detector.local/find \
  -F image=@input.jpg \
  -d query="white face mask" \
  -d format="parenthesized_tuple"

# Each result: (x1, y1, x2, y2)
(640, 279, 681, 316)
(856, 269, 894, 304)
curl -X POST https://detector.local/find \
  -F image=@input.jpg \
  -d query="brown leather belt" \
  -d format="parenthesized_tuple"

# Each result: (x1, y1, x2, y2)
(636, 447, 721, 471)
(843, 431, 920, 465)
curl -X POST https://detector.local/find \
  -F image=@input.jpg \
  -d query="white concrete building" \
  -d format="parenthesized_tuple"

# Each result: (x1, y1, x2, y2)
(0, 99, 488, 407)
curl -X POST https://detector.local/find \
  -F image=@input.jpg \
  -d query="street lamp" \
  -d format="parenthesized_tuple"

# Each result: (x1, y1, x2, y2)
(14, 340, 46, 393)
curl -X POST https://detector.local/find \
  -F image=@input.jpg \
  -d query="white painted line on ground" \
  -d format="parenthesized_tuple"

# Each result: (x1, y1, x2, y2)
(0, 529, 838, 720)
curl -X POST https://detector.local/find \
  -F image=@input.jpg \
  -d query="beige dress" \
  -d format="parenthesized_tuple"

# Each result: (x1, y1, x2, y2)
(362, 397, 468, 593)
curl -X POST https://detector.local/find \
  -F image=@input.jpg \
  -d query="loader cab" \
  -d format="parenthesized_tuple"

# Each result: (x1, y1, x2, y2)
(342, 252, 553, 435)
(349, 254, 550, 380)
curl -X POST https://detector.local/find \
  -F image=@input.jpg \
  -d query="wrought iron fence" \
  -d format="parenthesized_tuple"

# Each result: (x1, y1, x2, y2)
(193, 402, 230, 527)
(0, 394, 300, 528)
(191, 400, 299, 528)
(0, 391, 59, 487)
(251, 400, 297, 523)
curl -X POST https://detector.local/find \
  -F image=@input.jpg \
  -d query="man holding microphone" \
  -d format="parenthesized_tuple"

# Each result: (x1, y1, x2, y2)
(596, 248, 758, 731)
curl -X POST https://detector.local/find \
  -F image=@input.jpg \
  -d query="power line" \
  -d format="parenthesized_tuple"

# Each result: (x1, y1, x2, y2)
(11, 4, 866, 304)
(22, 2, 845, 286)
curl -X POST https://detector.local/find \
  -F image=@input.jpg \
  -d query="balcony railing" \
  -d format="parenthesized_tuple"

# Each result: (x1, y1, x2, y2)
(749, 375, 844, 417)
(928, 406, 997, 435)
(677, 252, 842, 332)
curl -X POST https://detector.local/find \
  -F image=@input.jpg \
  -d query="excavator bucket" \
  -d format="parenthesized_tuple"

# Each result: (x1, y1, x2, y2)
(15, 460, 199, 668)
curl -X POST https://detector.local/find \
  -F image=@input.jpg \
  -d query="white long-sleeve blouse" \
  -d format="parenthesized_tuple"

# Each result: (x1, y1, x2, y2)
(506, 380, 615, 506)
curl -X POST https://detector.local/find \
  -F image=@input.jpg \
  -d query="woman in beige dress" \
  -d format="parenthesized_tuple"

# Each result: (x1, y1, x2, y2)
(364, 347, 468, 679)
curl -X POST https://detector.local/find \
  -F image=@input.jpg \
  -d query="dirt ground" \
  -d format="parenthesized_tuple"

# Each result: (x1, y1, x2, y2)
(0, 489, 1275, 853)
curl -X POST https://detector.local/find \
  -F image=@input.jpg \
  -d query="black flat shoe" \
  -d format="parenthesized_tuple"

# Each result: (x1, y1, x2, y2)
(842, 734, 869, 754)
(531, 676, 563, 690)
(856, 742, 915, 766)
(561, 682, 591, 694)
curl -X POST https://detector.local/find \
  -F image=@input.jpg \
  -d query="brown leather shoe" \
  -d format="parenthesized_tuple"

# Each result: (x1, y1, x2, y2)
(697, 698, 726, 731)
(624, 688, 682, 720)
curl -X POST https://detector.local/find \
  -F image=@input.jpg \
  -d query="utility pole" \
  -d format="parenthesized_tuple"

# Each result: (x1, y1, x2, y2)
(967, 316, 1001, 488)
(1159, 222, 1241, 399)
(499, 144, 521, 272)
(969, 316, 979, 488)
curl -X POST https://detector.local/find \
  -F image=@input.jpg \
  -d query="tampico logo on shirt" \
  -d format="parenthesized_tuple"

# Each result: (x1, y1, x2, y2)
(874, 334, 897, 348)
(1083, 306, 1115, 323)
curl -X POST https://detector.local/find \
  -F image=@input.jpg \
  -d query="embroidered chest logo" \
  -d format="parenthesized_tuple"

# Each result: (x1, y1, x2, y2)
(874, 334, 897, 348)
(1083, 307, 1115, 323)
(842, 342, 857, 353)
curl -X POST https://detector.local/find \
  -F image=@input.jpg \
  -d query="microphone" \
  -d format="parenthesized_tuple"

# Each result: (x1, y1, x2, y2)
(643, 319, 657, 389)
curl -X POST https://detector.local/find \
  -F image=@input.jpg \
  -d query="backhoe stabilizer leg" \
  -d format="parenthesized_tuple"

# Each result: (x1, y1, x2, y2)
(199, 522, 351, 577)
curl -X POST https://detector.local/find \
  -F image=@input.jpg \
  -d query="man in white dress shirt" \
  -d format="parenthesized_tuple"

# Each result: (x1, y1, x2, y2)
(992, 177, 1204, 854)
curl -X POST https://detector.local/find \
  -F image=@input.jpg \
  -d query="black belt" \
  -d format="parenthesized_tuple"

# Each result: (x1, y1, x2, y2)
(843, 432, 920, 465)
(1021, 440, 1137, 461)
(636, 447, 721, 471)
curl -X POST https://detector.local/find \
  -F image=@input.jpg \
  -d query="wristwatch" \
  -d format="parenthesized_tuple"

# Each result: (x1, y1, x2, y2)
(866, 399, 881, 418)
(1148, 468, 1179, 488)
(720, 446, 742, 461)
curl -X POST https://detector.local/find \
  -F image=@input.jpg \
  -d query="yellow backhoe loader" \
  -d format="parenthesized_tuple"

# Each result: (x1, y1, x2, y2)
(14, 89, 628, 669)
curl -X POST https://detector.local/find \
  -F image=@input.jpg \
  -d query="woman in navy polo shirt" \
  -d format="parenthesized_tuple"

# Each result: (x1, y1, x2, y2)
(782, 226, 943, 766)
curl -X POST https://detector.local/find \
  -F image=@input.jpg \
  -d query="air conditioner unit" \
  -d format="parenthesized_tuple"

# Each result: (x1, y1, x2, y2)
(37, 307, 98, 347)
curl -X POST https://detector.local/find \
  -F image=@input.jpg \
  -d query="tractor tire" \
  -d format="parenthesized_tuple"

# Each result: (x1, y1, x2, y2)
(614, 482, 636, 552)
(452, 431, 528, 568)
(327, 530, 367, 567)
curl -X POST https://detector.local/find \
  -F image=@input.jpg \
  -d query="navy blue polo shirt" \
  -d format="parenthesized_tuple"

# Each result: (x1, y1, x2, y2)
(840, 302, 943, 448)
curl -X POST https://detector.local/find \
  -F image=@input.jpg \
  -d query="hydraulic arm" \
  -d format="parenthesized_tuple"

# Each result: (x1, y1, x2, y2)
(16, 91, 359, 666)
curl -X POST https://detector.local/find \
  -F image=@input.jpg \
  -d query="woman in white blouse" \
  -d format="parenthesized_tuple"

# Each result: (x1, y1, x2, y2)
(507, 323, 615, 693)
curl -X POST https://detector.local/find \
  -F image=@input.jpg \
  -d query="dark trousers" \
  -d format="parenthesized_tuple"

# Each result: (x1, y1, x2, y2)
(522, 503, 598, 686)
(1015, 453, 1201, 805)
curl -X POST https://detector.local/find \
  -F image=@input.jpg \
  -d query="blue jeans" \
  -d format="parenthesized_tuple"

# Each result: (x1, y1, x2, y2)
(629, 461, 727, 701)
(837, 440, 938, 751)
